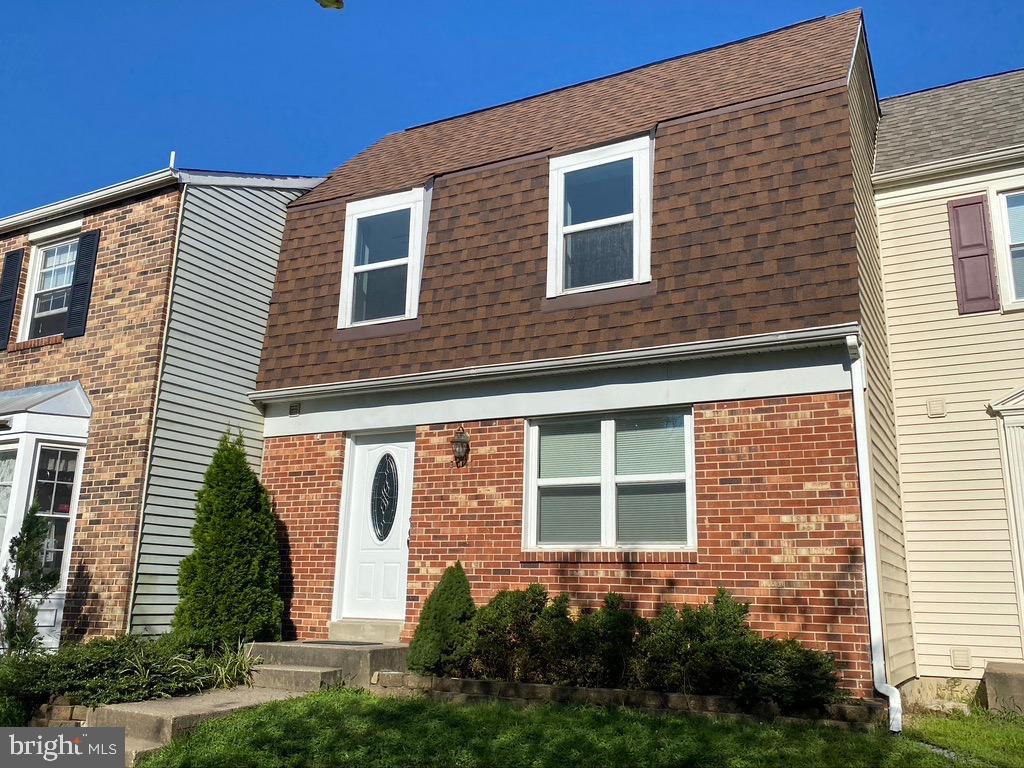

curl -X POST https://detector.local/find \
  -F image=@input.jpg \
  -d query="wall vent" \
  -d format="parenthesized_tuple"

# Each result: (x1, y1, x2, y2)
(950, 647, 972, 670)
(926, 398, 947, 418)
(288, 402, 301, 417)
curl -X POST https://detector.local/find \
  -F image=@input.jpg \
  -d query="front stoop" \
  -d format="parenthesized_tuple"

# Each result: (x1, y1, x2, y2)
(329, 619, 404, 644)
(249, 640, 409, 689)
(88, 688, 301, 766)
(87, 641, 409, 766)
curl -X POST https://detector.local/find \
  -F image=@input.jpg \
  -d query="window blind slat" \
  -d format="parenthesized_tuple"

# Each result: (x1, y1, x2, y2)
(616, 483, 687, 544)
(1007, 194, 1024, 243)
(539, 486, 601, 544)
(539, 422, 601, 478)
(615, 414, 686, 475)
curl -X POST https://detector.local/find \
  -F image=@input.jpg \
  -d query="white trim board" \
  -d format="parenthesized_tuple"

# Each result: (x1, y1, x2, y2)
(264, 345, 853, 437)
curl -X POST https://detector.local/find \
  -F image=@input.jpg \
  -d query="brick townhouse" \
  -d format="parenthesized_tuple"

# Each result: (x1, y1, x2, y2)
(0, 168, 320, 645)
(252, 10, 910, 726)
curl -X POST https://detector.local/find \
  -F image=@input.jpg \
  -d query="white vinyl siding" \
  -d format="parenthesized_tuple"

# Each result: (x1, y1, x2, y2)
(877, 164, 1024, 679)
(849, 41, 917, 685)
(130, 183, 310, 635)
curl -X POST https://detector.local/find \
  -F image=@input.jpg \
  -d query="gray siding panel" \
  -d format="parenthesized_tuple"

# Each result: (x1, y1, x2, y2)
(130, 184, 304, 635)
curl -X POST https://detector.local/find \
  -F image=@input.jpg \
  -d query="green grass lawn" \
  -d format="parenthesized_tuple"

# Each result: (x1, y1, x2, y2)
(906, 709, 1024, 768)
(141, 689, 967, 768)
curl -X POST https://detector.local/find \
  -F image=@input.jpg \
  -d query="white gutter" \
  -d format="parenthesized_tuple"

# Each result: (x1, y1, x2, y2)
(252, 322, 861, 404)
(847, 334, 902, 733)
(0, 168, 178, 236)
(872, 143, 1024, 190)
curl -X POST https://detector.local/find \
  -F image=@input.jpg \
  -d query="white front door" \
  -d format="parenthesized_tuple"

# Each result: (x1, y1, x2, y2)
(338, 432, 415, 622)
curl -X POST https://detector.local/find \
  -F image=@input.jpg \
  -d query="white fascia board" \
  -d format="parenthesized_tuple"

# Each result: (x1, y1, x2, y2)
(253, 322, 861, 405)
(872, 144, 1024, 191)
(0, 169, 179, 237)
(263, 343, 855, 437)
(175, 170, 325, 190)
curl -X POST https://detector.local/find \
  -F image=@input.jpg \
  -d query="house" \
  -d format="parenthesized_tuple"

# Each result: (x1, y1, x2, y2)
(0, 167, 321, 646)
(253, 10, 911, 721)
(873, 70, 1024, 700)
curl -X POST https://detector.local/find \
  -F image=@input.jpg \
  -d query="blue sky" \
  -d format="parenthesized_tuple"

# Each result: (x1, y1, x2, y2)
(1, 1, 1020, 217)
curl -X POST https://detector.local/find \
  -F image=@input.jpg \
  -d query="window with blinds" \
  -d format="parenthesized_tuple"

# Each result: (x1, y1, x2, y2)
(527, 411, 693, 549)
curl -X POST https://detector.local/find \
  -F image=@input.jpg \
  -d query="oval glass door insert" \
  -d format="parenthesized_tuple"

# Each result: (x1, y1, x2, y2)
(370, 453, 399, 541)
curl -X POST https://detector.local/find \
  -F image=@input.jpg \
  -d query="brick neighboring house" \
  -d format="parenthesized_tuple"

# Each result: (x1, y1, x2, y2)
(253, 11, 910, 722)
(0, 168, 320, 646)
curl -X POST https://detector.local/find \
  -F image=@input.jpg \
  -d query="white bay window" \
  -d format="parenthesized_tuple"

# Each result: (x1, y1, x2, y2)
(526, 410, 695, 550)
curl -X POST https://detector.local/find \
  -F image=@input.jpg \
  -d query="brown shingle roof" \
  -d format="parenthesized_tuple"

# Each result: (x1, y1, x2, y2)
(300, 10, 863, 206)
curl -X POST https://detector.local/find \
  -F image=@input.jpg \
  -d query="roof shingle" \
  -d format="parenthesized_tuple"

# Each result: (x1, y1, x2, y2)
(875, 69, 1024, 174)
(300, 11, 863, 206)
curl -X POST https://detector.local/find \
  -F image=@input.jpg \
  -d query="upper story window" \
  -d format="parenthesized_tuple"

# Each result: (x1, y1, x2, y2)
(546, 136, 652, 297)
(1002, 192, 1024, 302)
(26, 239, 78, 340)
(338, 187, 430, 328)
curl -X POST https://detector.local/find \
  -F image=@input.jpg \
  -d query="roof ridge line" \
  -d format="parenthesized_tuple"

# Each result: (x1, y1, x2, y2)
(881, 66, 1024, 103)
(405, 9, 859, 132)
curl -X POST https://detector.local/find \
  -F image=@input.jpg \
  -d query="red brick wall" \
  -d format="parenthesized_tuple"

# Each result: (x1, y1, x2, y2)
(262, 433, 345, 640)
(262, 391, 873, 697)
(0, 187, 180, 639)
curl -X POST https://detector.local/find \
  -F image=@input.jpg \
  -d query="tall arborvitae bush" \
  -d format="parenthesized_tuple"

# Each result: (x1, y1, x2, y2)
(407, 562, 476, 675)
(0, 502, 59, 654)
(174, 433, 283, 646)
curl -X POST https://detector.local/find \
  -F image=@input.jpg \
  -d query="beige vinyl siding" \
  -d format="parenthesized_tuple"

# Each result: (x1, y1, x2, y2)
(849, 35, 916, 685)
(877, 165, 1024, 679)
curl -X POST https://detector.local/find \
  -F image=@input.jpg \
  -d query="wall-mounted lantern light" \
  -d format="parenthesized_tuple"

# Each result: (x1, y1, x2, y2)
(450, 426, 471, 467)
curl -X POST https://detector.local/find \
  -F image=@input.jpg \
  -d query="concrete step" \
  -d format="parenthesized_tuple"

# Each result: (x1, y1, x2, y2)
(248, 641, 408, 688)
(124, 737, 163, 768)
(87, 687, 301, 743)
(251, 664, 348, 692)
(329, 619, 404, 644)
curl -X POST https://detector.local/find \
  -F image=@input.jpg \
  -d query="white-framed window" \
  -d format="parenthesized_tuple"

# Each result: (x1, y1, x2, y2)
(546, 136, 653, 297)
(22, 237, 79, 341)
(524, 410, 695, 551)
(29, 445, 81, 579)
(0, 446, 16, 548)
(337, 187, 430, 328)
(999, 190, 1024, 304)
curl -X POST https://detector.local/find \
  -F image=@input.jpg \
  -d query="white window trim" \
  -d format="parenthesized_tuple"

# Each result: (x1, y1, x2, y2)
(337, 186, 430, 329)
(522, 409, 696, 552)
(546, 135, 653, 298)
(991, 183, 1024, 312)
(0, 431, 86, 598)
(17, 232, 81, 343)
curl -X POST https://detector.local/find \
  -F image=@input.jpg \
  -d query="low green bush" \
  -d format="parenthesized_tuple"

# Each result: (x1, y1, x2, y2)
(466, 584, 547, 681)
(419, 582, 841, 715)
(0, 632, 258, 713)
(407, 562, 476, 676)
(0, 694, 27, 726)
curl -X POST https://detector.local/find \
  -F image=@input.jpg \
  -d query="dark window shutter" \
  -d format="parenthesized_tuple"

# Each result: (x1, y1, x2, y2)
(0, 249, 24, 351)
(64, 230, 101, 339)
(948, 196, 999, 314)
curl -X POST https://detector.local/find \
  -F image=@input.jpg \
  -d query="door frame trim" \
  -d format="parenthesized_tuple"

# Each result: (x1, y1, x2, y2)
(331, 429, 416, 624)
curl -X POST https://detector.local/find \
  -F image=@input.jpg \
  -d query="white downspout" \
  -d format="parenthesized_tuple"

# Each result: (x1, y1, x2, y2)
(847, 334, 903, 733)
